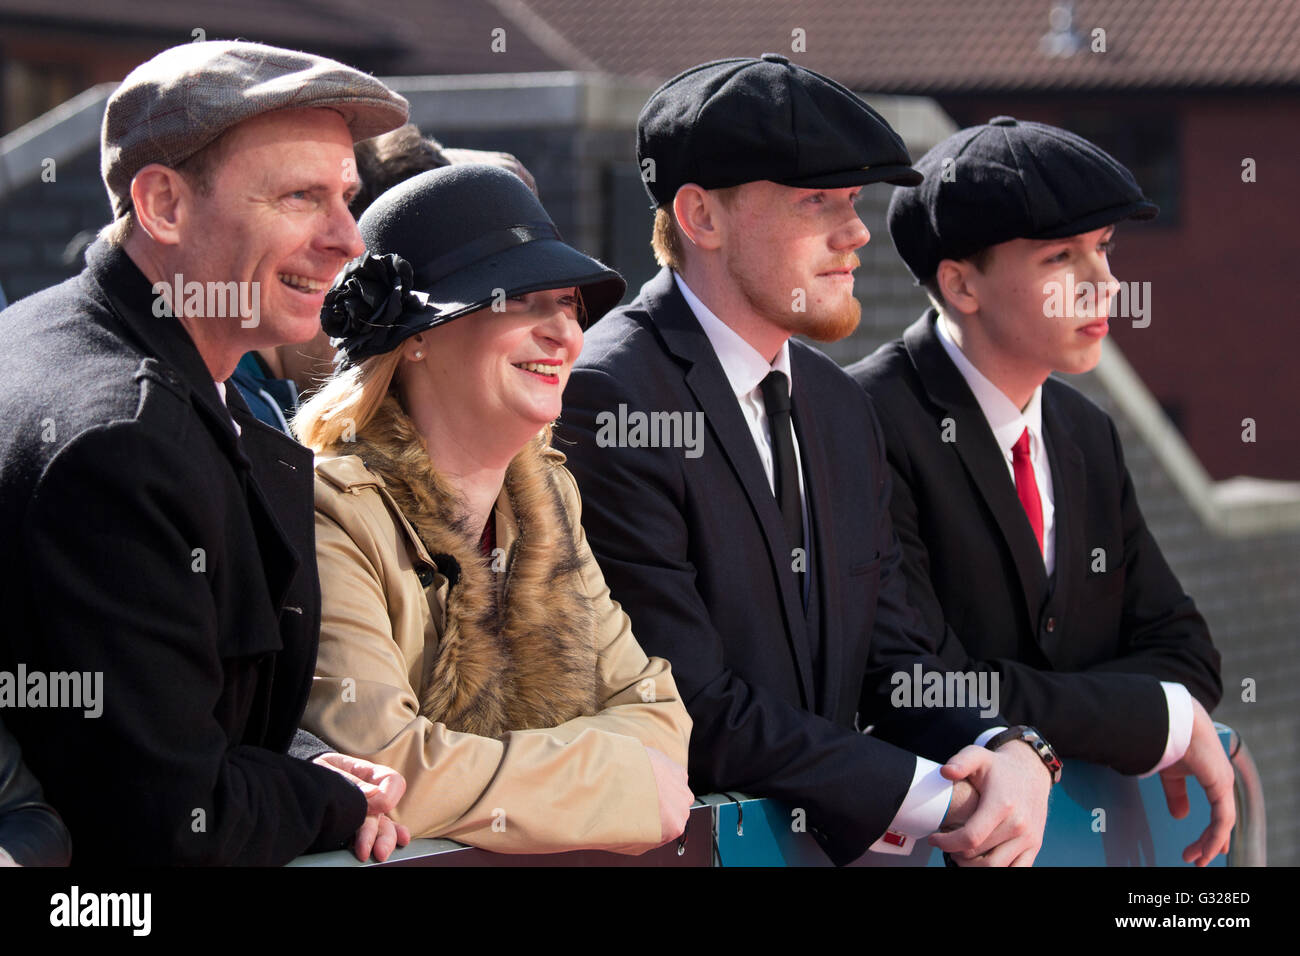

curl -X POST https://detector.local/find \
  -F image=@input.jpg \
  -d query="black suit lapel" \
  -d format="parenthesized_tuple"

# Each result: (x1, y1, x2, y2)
(643, 270, 816, 706)
(902, 312, 1049, 630)
(1041, 384, 1086, 662)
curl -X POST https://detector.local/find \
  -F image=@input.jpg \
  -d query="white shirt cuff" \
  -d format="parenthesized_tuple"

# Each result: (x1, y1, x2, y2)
(1142, 682, 1194, 777)
(869, 756, 953, 855)
(975, 726, 1009, 748)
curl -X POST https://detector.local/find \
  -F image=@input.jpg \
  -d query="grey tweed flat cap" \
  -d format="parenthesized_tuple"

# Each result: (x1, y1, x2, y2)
(101, 40, 409, 219)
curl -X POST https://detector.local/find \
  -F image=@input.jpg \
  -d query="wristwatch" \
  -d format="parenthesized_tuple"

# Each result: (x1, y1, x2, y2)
(985, 725, 1062, 784)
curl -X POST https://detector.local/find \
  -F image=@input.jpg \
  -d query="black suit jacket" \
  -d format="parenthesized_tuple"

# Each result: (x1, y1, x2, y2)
(848, 311, 1222, 775)
(0, 241, 366, 864)
(559, 270, 1001, 865)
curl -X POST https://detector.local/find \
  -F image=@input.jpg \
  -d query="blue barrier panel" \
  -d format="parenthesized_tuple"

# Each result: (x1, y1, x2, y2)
(713, 725, 1249, 867)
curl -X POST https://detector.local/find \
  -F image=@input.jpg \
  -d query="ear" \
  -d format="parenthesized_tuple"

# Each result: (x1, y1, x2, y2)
(935, 258, 981, 318)
(672, 183, 725, 252)
(130, 164, 192, 246)
(402, 332, 427, 362)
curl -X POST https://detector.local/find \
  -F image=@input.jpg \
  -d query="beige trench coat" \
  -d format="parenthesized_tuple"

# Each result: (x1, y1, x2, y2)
(302, 451, 692, 855)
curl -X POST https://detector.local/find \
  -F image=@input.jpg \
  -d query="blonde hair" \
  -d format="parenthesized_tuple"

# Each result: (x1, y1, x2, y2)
(292, 349, 405, 453)
(649, 186, 742, 271)
(651, 206, 685, 271)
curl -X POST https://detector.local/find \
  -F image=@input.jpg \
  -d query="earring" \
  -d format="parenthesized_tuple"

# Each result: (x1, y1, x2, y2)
(413, 350, 424, 360)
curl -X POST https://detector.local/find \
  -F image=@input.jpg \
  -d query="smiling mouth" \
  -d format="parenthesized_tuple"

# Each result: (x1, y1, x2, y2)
(513, 361, 561, 380)
(279, 273, 330, 294)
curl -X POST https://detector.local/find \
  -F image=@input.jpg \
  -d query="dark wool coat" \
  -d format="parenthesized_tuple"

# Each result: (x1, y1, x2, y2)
(848, 311, 1222, 774)
(0, 240, 365, 864)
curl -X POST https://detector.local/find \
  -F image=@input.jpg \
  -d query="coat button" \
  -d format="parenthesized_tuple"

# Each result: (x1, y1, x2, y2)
(416, 566, 435, 587)
(1044, 616, 1057, 633)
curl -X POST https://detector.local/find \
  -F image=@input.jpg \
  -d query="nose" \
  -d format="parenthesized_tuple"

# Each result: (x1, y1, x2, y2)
(834, 210, 871, 251)
(321, 196, 365, 261)
(538, 295, 583, 355)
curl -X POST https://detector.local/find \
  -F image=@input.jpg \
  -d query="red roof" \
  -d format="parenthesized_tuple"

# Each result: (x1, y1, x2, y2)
(515, 0, 1300, 92)
(2, 0, 1296, 90)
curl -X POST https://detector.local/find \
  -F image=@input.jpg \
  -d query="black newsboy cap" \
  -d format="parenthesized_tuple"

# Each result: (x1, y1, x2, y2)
(888, 116, 1158, 281)
(637, 53, 922, 207)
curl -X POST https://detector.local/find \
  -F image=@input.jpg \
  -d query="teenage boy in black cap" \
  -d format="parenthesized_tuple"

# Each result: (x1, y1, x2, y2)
(560, 58, 1057, 867)
(848, 117, 1232, 865)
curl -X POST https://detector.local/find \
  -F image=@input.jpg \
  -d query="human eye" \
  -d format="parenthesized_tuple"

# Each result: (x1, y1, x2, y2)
(1098, 237, 1117, 256)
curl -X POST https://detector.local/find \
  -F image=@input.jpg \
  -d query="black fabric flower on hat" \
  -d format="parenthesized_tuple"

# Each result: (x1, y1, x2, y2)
(322, 251, 426, 363)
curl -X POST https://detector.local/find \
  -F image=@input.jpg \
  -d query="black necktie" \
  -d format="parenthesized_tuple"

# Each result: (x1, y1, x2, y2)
(759, 370, 804, 568)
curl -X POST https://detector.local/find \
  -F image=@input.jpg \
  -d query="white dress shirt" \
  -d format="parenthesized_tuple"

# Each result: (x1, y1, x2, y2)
(677, 273, 992, 854)
(934, 312, 1192, 775)
(213, 380, 242, 437)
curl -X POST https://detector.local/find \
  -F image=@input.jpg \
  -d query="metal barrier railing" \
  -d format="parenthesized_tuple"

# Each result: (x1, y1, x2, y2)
(290, 724, 1261, 867)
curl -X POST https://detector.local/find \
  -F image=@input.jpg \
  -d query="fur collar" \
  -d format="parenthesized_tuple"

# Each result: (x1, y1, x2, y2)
(345, 396, 599, 738)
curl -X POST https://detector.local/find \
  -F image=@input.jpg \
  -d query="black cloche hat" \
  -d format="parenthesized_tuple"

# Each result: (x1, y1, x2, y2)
(323, 164, 626, 366)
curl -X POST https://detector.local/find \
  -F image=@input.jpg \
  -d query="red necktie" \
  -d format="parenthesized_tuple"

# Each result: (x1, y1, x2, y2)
(1012, 428, 1044, 554)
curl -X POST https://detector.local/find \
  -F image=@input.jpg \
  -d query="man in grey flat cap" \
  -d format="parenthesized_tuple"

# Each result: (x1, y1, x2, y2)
(0, 40, 412, 865)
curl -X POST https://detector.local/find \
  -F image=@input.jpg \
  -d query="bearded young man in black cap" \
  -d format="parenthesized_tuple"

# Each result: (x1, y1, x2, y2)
(0, 41, 415, 865)
(848, 118, 1233, 866)
(559, 57, 1056, 867)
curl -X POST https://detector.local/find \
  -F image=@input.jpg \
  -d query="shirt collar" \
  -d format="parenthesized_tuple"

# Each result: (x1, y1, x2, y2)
(935, 311, 1043, 457)
(674, 272, 791, 399)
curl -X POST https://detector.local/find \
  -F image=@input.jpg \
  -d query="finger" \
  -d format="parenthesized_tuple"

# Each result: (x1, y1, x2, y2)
(939, 745, 989, 783)
(316, 752, 358, 775)
(980, 833, 1036, 868)
(1011, 846, 1037, 867)
(1160, 774, 1190, 819)
(395, 824, 412, 848)
(965, 815, 1023, 858)
(933, 793, 1005, 855)
(372, 816, 398, 863)
(374, 768, 406, 805)
(353, 815, 379, 863)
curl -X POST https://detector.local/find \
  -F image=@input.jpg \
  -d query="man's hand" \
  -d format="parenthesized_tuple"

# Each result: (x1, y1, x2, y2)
(313, 752, 406, 816)
(313, 752, 412, 862)
(351, 813, 411, 864)
(646, 745, 694, 843)
(930, 741, 1051, 866)
(939, 780, 978, 831)
(1159, 699, 1235, 866)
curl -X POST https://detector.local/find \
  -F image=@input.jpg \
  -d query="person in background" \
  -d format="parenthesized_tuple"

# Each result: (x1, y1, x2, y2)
(295, 164, 693, 853)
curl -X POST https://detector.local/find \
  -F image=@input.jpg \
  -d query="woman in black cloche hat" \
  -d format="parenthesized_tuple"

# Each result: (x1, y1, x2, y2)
(294, 164, 693, 856)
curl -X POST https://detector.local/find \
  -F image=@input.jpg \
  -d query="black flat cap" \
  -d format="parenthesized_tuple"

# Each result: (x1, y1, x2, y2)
(637, 53, 922, 207)
(322, 164, 625, 366)
(888, 116, 1158, 281)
